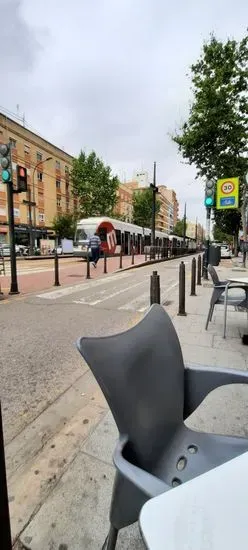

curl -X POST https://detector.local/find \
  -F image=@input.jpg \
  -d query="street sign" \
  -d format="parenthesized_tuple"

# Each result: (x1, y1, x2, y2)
(216, 177, 239, 210)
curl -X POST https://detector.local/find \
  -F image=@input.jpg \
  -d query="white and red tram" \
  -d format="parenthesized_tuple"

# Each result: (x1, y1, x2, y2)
(73, 217, 169, 258)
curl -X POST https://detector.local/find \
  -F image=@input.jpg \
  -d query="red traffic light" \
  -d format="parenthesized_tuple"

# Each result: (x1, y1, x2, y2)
(17, 165, 28, 192)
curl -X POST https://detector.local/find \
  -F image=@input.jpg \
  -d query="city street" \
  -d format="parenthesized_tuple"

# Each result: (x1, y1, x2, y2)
(2, 256, 248, 549)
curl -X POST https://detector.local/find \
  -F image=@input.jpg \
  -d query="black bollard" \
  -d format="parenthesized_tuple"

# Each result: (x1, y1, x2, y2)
(131, 247, 134, 265)
(203, 251, 208, 280)
(0, 402, 12, 550)
(150, 271, 160, 305)
(119, 249, 123, 269)
(178, 261, 187, 316)
(190, 257, 196, 296)
(86, 254, 91, 279)
(197, 254, 202, 286)
(202, 252, 205, 277)
(54, 251, 60, 286)
(104, 252, 107, 274)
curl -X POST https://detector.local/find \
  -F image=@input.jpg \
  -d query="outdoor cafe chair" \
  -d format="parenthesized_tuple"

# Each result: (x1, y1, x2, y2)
(77, 304, 248, 550)
(205, 264, 248, 330)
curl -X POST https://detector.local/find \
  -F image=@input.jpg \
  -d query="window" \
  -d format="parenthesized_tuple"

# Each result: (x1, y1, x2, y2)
(37, 152, 42, 161)
(66, 199, 70, 210)
(55, 160, 60, 170)
(37, 172, 43, 181)
(65, 165, 69, 174)
(10, 138, 16, 149)
(65, 181, 69, 191)
(57, 197, 61, 208)
(56, 179, 61, 189)
(24, 144, 30, 155)
(39, 213, 45, 222)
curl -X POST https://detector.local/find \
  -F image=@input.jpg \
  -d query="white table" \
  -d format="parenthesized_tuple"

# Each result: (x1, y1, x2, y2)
(139, 451, 248, 549)
(223, 276, 248, 338)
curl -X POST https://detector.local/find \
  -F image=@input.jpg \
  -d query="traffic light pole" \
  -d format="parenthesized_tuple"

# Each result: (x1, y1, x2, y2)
(203, 207, 211, 280)
(150, 161, 157, 260)
(6, 181, 19, 294)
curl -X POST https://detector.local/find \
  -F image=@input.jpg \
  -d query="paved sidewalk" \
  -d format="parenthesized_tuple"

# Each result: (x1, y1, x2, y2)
(10, 260, 248, 549)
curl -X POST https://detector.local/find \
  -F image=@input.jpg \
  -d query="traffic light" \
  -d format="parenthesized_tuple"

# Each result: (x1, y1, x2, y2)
(204, 181, 215, 207)
(16, 165, 28, 192)
(0, 143, 12, 183)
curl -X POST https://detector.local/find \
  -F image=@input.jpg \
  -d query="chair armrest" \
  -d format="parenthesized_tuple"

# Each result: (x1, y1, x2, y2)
(184, 364, 248, 418)
(113, 435, 171, 499)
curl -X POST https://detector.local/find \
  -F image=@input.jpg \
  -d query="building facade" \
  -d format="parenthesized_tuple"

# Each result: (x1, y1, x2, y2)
(0, 113, 75, 246)
(187, 220, 205, 243)
(115, 183, 133, 222)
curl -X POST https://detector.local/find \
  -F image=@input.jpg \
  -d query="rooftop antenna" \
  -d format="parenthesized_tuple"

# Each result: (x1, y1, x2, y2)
(16, 104, 20, 119)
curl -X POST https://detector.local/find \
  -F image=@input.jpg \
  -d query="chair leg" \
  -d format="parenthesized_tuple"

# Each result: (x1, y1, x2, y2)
(209, 303, 215, 322)
(205, 303, 214, 330)
(102, 525, 119, 550)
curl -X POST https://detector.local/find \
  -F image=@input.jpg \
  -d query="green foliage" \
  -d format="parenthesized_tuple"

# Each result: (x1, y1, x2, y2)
(132, 188, 161, 228)
(71, 150, 119, 217)
(52, 212, 77, 239)
(173, 218, 187, 236)
(173, 32, 248, 236)
(213, 223, 233, 243)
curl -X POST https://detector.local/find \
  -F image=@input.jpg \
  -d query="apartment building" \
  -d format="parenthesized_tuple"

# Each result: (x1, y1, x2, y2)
(187, 220, 205, 243)
(115, 183, 133, 222)
(0, 113, 76, 246)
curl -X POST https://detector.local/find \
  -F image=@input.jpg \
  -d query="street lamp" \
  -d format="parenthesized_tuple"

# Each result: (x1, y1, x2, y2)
(32, 156, 52, 250)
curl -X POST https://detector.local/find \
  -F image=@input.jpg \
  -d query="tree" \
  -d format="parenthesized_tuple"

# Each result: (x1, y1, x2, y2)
(52, 212, 77, 240)
(173, 218, 187, 236)
(212, 224, 233, 244)
(71, 150, 119, 217)
(173, 33, 248, 257)
(132, 188, 161, 228)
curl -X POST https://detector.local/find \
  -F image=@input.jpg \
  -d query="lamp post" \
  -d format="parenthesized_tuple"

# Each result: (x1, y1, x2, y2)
(32, 156, 52, 251)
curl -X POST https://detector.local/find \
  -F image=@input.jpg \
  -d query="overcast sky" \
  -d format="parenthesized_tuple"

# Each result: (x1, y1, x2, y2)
(1, 0, 248, 223)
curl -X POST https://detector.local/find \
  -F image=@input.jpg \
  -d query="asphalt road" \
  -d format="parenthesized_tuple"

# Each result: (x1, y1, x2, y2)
(0, 256, 191, 444)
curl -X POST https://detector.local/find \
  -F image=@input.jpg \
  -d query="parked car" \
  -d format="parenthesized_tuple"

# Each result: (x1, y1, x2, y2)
(220, 244, 232, 258)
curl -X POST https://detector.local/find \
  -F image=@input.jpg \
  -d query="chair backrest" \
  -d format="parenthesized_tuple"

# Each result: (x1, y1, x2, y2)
(77, 304, 185, 470)
(208, 264, 220, 285)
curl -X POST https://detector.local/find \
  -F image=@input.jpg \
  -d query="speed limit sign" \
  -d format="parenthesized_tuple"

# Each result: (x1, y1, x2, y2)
(216, 177, 239, 210)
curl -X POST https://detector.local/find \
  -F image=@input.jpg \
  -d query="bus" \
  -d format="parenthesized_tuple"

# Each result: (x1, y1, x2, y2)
(73, 217, 170, 258)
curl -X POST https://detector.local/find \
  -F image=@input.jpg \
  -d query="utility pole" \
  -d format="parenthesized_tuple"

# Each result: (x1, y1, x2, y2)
(203, 208, 211, 280)
(150, 161, 158, 260)
(183, 202, 187, 248)
(195, 217, 198, 247)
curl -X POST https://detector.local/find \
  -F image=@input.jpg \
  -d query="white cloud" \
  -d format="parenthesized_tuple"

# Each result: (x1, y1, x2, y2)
(1, 0, 247, 224)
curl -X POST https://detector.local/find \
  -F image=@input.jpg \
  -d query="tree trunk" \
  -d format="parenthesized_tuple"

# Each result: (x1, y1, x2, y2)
(233, 231, 238, 257)
(241, 199, 247, 267)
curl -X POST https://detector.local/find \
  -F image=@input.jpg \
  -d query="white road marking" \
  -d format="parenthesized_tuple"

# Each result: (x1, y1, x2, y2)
(73, 280, 144, 306)
(36, 271, 133, 300)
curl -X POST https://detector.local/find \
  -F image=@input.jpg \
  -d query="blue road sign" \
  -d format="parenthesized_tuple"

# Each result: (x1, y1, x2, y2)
(220, 197, 235, 206)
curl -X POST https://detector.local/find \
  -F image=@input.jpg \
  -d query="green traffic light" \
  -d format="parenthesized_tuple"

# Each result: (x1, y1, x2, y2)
(2, 169, 11, 182)
(205, 196, 214, 206)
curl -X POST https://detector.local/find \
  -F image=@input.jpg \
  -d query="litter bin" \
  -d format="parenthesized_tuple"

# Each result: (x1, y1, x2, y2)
(209, 244, 221, 266)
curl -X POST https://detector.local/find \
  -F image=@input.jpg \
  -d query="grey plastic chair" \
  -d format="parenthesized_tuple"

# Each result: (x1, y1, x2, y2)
(205, 264, 248, 330)
(77, 304, 248, 550)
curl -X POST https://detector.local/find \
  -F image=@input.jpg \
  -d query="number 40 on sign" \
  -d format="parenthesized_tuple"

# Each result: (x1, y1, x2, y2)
(216, 177, 239, 210)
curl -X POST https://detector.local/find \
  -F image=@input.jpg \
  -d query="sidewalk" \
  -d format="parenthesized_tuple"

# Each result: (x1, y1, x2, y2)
(9, 259, 248, 549)
(0, 254, 146, 297)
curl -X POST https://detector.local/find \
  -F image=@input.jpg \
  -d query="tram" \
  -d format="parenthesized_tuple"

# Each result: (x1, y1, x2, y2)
(73, 217, 169, 258)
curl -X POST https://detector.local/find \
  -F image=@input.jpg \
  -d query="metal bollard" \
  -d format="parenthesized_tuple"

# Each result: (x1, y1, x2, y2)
(104, 252, 107, 274)
(119, 250, 123, 269)
(203, 251, 208, 280)
(150, 271, 160, 305)
(190, 257, 196, 296)
(86, 254, 91, 279)
(131, 247, 134, 265)
(54, 252, 60, 286)
(197, 254, 202, 286)
(178, 261, 187, 316)
(0, 402, 12, 550)
(202, 252, 205, 277)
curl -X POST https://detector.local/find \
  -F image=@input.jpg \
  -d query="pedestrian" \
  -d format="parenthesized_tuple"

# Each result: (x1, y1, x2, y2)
(88, 232, 101, 268)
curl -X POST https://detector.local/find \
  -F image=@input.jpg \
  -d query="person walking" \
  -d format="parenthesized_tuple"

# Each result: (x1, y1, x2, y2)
(88, 232, 101, 267)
